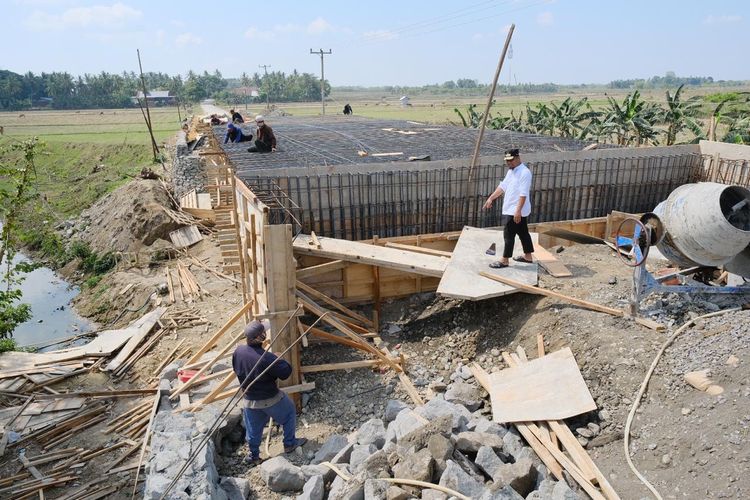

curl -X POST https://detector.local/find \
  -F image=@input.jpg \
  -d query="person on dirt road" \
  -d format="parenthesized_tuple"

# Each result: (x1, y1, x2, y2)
(224, 122, 253, 144)
(483, 148, 535, 268)
(247, 115, 277, 153)
(232, 320, 307, 466)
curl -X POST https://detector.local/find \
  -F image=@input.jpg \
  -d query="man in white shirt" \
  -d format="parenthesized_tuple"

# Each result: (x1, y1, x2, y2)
(482, 148, 535, 268)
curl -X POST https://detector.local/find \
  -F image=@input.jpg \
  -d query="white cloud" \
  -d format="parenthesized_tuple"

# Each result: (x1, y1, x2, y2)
(244, 26, 275, 40)
(536, 11, 553, 26)
(169, 19, 185, 28)
(363, 29, 398, 41)
(155, 29, 165, 46)
(703, 14, 742, 25)
(25, 2, 142, 31)
(175, 32, 202, 47)
(307, 17, 333, 35)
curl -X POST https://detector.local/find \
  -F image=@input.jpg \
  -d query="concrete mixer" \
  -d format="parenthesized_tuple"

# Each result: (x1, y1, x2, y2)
(614, 182, 750, 313)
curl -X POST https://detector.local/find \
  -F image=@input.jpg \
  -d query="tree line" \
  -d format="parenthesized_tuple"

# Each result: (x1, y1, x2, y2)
(0, 68, 331, 111)
(455, 86, 750, 146)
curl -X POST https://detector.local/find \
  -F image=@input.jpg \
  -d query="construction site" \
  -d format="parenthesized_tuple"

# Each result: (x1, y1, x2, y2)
(1, 106, 750, 500)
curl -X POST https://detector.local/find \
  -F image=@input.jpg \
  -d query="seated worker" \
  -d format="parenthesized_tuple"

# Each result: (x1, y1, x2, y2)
(230, 108, 245, 123)
(343, 103, 353, 115)
(224, 122, 253, 144)
(247, 115, 277, 153)
(210, 114, 222, 125)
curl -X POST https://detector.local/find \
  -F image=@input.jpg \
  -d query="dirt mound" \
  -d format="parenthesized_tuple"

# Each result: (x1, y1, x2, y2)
(75, 179, 181, 254)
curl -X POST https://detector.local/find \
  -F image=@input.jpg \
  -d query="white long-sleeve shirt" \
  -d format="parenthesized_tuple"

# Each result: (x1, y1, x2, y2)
(498, 163, 532, 216)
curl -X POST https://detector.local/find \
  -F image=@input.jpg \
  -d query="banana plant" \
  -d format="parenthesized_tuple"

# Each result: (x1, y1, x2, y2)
(662, 84, 704, 145)
(454, 104, 484, 128)
(603, 90, 662, 146)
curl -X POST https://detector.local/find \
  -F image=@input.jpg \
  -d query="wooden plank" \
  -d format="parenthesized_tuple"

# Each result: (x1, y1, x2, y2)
(479, 272, 625, 317)
(182, 207, 216, 222)
(296, 260, 349, 280)
(169, 225, 203, 249)
(487, 348, 596, 423)
(634, 316, 665, 332)
(19, 454, 45, 480)
(296, 281, 374, 328)
(437, 227, 538, 300)
(384, 242, 452, 258)
(309, 231, 322, 249)
(533, 244, 573, 277)
(293, 234, 447, 278)
(103, 308, 167, 372)
(301, 358, 401, 373)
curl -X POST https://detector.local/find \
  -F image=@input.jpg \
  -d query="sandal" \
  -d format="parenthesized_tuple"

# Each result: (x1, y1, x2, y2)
(488, 261, 509, 269)
(513, 256, 533, 264)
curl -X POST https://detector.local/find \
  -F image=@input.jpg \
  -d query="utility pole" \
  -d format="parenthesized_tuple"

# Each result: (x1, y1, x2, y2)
(136, 49, 160, 161)
(259, 64, 271, 110)
(309, 49, 331, 116)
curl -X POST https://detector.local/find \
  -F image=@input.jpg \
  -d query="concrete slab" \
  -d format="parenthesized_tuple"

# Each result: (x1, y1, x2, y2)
(437, 226, 538, 300)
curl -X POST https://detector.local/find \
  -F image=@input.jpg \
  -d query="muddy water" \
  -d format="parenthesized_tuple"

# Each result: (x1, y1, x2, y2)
(5, 253, 95, 348)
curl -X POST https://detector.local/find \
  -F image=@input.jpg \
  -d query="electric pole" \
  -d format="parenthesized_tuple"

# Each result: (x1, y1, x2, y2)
(259, 64, 271, 110)
(309, 49, 331, 116)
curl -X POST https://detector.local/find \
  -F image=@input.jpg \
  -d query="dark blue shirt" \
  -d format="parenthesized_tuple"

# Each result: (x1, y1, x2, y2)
(232, 344, 292, 400)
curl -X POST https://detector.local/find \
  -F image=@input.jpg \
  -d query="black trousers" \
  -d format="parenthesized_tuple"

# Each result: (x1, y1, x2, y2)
(502, 215, 535, 258)
(248, 140, 272, 152)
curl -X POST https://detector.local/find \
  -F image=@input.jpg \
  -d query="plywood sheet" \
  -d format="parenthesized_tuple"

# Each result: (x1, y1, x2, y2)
(488, 348, 596, 423)
(437, 226, 538, 300)
(170, 225, 203, 249)
(294, 234, 448, 277)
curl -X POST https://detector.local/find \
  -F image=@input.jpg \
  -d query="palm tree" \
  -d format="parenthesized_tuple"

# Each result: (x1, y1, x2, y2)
(603, 90, 662, 146)
(661, 84, 704, 145)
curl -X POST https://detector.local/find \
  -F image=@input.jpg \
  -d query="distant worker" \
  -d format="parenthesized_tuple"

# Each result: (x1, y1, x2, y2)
(247, 115, 277, 153)
(230, 108, 245, 123)
(343, 103, 353, 115)
(210, 114, 222, 125)
(232, 320, 307, 466)
(483, 148, 535, 268)
(224, 122, 253, 144)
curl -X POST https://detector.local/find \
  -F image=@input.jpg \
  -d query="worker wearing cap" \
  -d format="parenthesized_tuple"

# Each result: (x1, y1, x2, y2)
(247, 115, 277, 153)
(483, 148, 534, 268)
(224, 122, 253, 144)
(231, 320, 306, 466)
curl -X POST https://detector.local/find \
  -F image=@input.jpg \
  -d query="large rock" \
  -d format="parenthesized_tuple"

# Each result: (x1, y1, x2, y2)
(415, 397, 471, 431)
(332, 442, 356, 465)
(502, 428, 524, 458)
(422, 490, 448, 500)
(552, 480, 581, 500)
(356, 418, 386, 449)
(475, 446, 505, 480)
(359, 449, 390, 479)
(444, 381, 483, 411)
(495, 457, 537, 497)
(386, 485, 411, 500)
(385, 410, 426, 443)
(328, 467, 364, 500)
(438, 460, 487, 498)
(312, 434, 349, 464)
(427, 434, 454, 478)
(398, 414, 452, 452)
(350, 444, 377, 469)
(297, 475, 324, 500)
(384, 400, 409, 423)
(219, 477, 250, 500)
(455, 431, 504, 454)
(302, 464, 335, 483)
(473, 418, 508, 438)
(364, 479, 389, 499)
(259, 456, 305, 492)
(392, 447, 434, 482)
(479, 485, 525, 499)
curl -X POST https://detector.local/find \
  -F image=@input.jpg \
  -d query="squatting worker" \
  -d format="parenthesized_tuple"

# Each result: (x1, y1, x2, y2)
(231, 320, 306, 466)
(483, 148, 535, 268)
(247, 115, 277, 153)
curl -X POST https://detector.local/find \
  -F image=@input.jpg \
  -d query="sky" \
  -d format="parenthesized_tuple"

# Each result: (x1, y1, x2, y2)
(4, 0, 749, 87)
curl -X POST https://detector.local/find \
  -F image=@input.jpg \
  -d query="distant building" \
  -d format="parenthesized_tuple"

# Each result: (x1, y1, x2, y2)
(230, 86, 261, 99)
(132, 90, 176, 106)
(399, 95, 411, 107)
